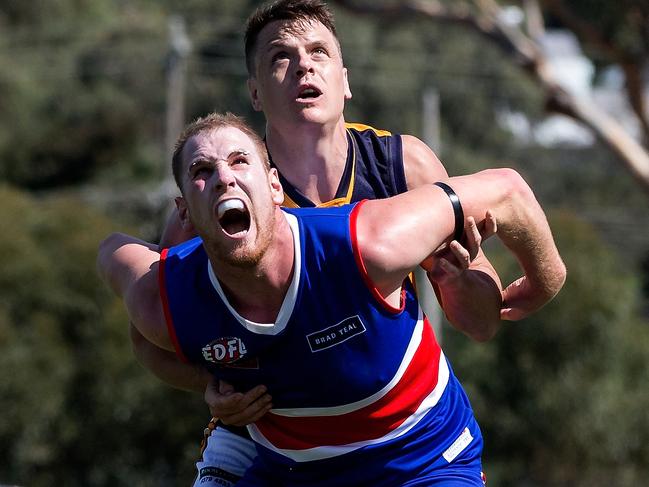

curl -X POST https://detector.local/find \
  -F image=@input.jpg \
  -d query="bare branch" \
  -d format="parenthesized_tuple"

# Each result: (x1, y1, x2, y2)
(538, 0, 649, 144)
(330, 0, 649, 194)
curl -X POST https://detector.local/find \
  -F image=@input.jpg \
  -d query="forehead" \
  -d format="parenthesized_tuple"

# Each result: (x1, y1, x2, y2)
(256, 18, 337, 50)
(182, 127, 260, 165)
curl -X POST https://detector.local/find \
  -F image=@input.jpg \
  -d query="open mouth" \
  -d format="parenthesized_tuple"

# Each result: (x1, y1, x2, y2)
(297, 86, 322, 100)
(217, 199, 250, 236)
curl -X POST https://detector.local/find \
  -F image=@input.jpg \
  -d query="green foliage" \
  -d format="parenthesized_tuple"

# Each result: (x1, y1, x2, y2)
(0, 0, 647, 485)
(446, 211, 649, 486)
(0, 186, 206, 486)
(0, 1, 167, 189)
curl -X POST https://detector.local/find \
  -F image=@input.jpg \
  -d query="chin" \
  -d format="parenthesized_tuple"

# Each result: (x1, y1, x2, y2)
(296, 106, 325, 120)
(219, 241, 265, 268)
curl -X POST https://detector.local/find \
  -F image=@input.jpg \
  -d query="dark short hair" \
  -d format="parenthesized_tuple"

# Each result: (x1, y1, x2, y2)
(244, 0, 339, 76)
(171, 112, 269, 192)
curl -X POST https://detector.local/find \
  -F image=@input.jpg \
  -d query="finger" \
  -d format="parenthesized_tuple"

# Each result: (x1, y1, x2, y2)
(218, 379, 235, 395)
(212, 382, 266, 413)
(500, 276, 540, 321)
(484, 210, 497, 237)
(500, 306, 528, 321)
(245, 402, 274, 424)
(221, 395, 273, 427)
(239, 384, 269, 408)
(448, 241, 471, 270)
(205, 377, 232, 404)
(434, 257, 462, 278)
(463, 217, 481, 259)
(207, 391, 245, 417)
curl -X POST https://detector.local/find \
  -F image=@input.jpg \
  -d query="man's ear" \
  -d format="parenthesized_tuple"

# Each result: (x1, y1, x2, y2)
(175, 196, 195, 232)
(343, 67, 352, 100)
(248, 78, 263, 112)
(269, 168, 284, 205)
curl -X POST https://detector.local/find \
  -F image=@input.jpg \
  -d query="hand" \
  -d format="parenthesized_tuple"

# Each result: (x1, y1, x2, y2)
(426, 211, 497, 284)
(501, 269, 564, 321)
(500, 275, 537, 320)
(204, 377, 273, 426)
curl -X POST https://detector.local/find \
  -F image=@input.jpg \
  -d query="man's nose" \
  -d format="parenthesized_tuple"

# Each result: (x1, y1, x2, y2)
(295, 52, 314, 78)
(214, 164, 236, 191)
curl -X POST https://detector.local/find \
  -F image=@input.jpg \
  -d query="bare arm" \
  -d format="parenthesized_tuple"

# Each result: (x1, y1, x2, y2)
(121, 207, 217, 393)
(403, 135, 503, 340)
(357, 168, 566, 318)
(97, 232, 171, 351)
(129, 323, 210, 392)
(135, 209, 275, 420)
(101, 224, 273, 424)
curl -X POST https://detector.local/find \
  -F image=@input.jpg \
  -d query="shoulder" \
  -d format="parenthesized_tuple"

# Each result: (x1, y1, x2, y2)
(285, 205, 357, 242)
(345, 122, 393, 137)
(163, 236, 204, 260)
(401, 134, 448, 189)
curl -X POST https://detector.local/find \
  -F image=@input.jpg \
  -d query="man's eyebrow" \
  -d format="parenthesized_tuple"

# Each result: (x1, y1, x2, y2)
(228, 149, 251, 158)
(263, 40, 289, 53)
(188, 150, 250, 170)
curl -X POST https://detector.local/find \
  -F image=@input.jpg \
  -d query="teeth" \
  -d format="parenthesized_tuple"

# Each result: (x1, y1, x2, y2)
(217, 199, 245, 218)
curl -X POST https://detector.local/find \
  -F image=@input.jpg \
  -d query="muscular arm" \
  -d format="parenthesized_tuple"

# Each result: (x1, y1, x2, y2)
(131, 209, 273, 419)
(97, 232, 171, 350)
(130, 324, 209, 392)
(101, 221, 272, 424)
(402, 136, 503, 340)
(125, 207, 214, 392)
(357, 168, 566, 319)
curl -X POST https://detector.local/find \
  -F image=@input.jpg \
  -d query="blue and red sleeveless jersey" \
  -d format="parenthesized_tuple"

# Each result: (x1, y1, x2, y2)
(160, 203, 482, 485)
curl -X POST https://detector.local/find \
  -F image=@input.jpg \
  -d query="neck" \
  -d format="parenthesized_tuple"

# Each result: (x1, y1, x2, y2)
(265, 118, 348, 204)
(207, 209, 295, 323)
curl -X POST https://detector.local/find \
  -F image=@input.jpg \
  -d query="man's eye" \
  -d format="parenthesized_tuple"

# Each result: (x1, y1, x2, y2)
(232, 158, 247, 166)
(192, 166, 212, 179)
(272, 52, 289, 62)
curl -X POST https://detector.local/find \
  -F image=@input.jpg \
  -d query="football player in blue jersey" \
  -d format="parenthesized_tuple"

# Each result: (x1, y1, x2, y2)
(98, 113, 565, 486)
(138, 0, 504, 409)
(124, 1, 561, 484)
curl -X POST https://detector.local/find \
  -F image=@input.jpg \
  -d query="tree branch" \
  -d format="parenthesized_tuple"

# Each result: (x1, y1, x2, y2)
(539, 0, 649, 145)
(331, 0, 649, 194)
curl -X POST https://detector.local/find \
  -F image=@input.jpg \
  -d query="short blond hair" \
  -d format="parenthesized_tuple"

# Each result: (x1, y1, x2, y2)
(171, 112, 268, 191)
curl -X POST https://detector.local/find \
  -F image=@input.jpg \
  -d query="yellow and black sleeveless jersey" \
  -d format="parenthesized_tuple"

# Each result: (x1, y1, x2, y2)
(271, 123, 407, 208)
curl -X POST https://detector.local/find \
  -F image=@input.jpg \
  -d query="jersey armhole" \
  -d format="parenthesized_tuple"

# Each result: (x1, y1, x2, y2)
(349, 201, 405, 314)
(159, 248, 190, 363)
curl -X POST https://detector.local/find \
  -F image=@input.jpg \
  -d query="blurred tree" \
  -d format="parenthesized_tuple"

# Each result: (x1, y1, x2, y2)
(0, 1, 168, 189)
(0, 185, 205, 486)
(0, 0, 647, 485)
(330, 0, 649, 194)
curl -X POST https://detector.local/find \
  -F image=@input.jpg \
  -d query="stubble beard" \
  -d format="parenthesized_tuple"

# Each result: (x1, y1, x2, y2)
(208, 210, 276, 269)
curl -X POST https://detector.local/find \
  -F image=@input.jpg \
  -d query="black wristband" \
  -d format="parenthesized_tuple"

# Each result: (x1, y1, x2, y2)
(433, 181, 465, 242)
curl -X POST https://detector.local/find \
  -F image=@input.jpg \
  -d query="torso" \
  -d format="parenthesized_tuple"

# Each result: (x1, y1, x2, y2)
(273, 123, 408, 208)
(160, 205, 481, 485)
(161, 123, 483, 485)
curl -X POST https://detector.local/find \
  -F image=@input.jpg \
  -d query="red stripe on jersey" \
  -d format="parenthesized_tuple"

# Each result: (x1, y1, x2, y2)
(349, 200, 405, 314)
(159, 248, 189, 363)
(254, 320, 441, 450)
